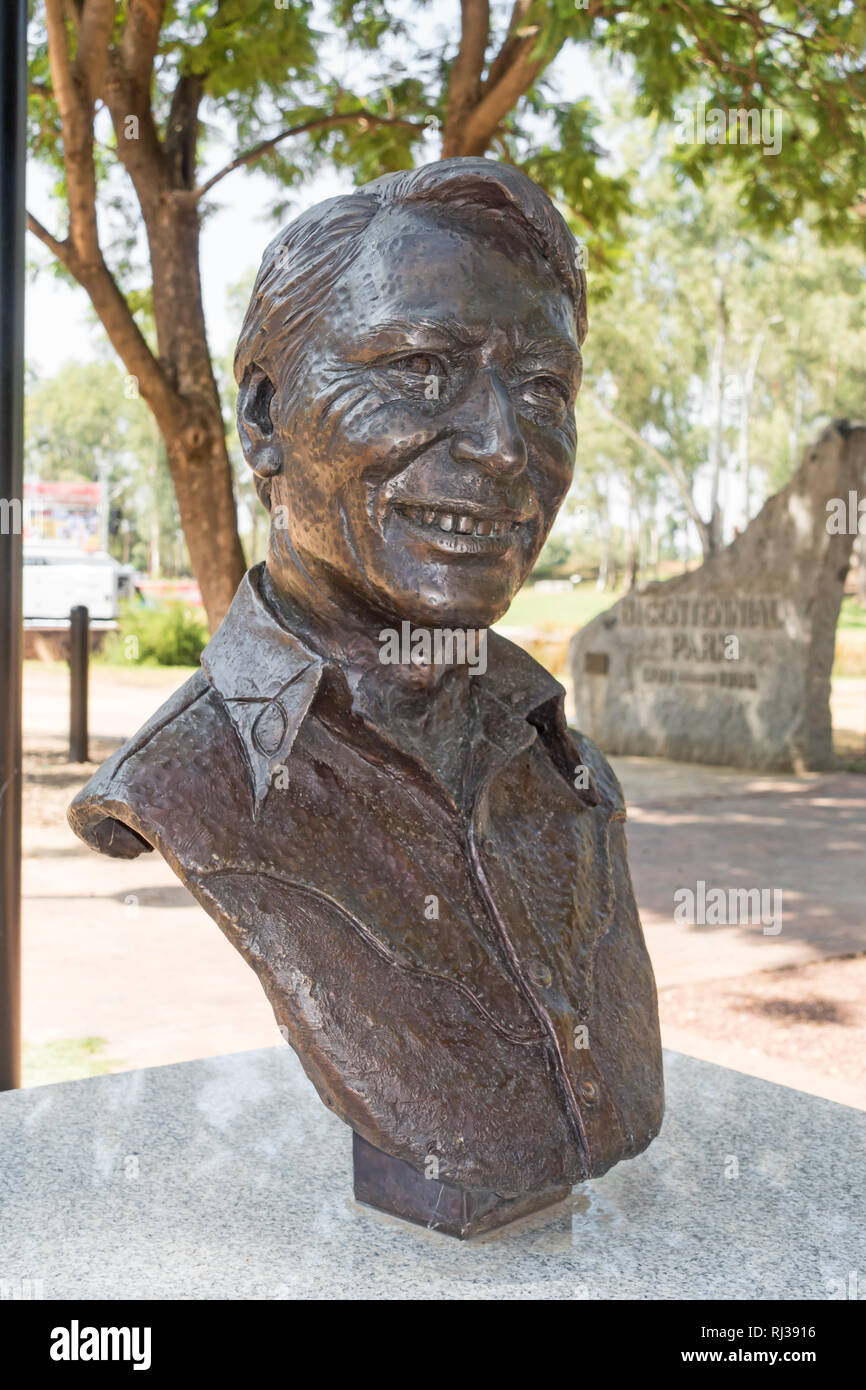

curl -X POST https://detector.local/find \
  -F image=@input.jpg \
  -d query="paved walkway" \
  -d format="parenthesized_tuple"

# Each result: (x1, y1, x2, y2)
(20, 665, 866, 1105)
(618, 759, 865, 984)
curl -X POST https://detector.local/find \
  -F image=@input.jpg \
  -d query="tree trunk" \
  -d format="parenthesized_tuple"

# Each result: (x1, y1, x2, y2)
(440, 1, 556, 158)
(596, 539, 609, 591)
(143, 177, 245, 629)
(584, 388, 718, 564)
(788, 362, 805, 476)
(739, 316, 780, 528)
(705, 269, 729, 555)
(649, 515, 659, 579)
(147, 417, 161, 577)
(625, 485, 640, 590)
(33, 11, 246, 632)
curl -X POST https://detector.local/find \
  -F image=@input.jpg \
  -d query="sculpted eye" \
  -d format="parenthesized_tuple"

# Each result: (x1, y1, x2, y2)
(389, 352, 442, 377)
(523, 374, 569, 407)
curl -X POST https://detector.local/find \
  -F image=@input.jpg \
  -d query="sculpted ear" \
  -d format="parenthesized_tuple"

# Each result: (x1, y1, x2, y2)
(237, 365, 283, 479)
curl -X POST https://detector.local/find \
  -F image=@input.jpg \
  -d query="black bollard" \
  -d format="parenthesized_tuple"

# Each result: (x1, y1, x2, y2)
(69, 606, 90, 764)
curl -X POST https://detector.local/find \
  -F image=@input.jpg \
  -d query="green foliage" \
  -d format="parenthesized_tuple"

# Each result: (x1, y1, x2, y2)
(102, 601, 209, 667)
(29, 2, 866, 272)
(160, 0, 318, 111)
(520, 100, 632, 273)
(24, 358, 181, 571)
(532, 530, 577, 579)
(25, 361, 150, 479)
(25, 1, 866, 599)
(534, 101, 866, 582)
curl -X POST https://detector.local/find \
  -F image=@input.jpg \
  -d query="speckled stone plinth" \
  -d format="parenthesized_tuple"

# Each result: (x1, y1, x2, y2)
(0, 1047, 863, 1299)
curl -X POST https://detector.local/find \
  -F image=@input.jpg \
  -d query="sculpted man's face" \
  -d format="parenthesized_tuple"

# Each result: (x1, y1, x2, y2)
(266, 205, 581, 629)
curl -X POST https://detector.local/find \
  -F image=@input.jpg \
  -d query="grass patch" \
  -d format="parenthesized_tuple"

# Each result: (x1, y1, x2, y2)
(839, 596, 866, 630)
(500, 585, 624, 631)
(501, 588, 866, 639)
(22, 1035, 124, 1088)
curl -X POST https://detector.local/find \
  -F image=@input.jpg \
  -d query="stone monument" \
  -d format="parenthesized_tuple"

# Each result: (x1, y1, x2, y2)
(69, 159, 663, 1237)
(571, 421, 866, 773)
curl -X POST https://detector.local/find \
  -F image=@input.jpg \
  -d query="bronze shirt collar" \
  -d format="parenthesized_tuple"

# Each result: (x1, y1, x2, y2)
(201, 563, 599, 817)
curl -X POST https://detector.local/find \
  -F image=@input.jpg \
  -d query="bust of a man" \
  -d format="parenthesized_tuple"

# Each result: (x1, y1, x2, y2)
(70, 158, 663, 1230)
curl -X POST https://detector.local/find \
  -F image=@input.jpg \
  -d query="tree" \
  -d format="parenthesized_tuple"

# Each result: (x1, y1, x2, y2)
(28, 1, 866, 625)
(575, 152, 866, 571)
(25, 360, 145, 484)
(25, 358, 180, 570)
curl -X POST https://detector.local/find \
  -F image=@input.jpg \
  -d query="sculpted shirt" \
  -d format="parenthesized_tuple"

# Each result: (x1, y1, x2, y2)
(69, 564, 663, 1196)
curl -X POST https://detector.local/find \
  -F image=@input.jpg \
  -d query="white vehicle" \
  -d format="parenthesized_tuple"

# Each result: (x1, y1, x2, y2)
(23, 545, 137, 625)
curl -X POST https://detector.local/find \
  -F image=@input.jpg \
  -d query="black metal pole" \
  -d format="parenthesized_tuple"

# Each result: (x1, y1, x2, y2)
(0, 0, 27, 1091)
(69, 607, 90, 763)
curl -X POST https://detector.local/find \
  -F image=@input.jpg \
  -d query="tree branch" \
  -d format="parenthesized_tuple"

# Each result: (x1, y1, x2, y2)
(165, 72, 204, 191)
(44, 0, 79, 124)
(454, 30, 550, 155)
(26, 211, 70, 265)
(102, 48, 169, 216)
(583, 386, 710, 538)
(444, 0, 490, 138)
(45, 0, 102, 255)
(482, 0, 533, 95)
(29, 209, 181, 432)
(191, 111, 426, 204)
(73, 0, 117, 106)
(40, 0, 183, 434)
(120, 0, 166, 94)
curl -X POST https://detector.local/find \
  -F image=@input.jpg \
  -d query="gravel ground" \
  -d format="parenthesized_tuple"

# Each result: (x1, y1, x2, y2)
(659, 954, 866, 1093)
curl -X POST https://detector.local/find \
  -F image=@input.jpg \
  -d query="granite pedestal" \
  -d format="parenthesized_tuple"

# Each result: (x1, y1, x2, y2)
(0, 1047, 862, 1300)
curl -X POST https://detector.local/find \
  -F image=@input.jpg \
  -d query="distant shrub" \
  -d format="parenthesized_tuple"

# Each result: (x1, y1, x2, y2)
(102, 600, 208, 667)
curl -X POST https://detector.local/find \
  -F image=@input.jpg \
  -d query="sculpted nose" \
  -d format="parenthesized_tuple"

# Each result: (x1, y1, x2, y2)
(449, 374, 528, 477)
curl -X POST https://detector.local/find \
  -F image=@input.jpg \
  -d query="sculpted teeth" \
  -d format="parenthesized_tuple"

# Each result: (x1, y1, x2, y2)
(399, 504, 520, 537)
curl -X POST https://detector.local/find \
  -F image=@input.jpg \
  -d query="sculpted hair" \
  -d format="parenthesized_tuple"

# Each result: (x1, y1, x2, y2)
(235, 157, 588, 510)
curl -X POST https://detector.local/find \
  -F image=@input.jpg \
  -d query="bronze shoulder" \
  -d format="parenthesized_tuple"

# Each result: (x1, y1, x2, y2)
(67, 669, 214, 858)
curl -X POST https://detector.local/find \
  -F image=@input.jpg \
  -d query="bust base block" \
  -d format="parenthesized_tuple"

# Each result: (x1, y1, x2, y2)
(352, 1131, 571, 1238)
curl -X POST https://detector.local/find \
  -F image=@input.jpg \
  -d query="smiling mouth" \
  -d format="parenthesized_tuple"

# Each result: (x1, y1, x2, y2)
(394, 503, 526, 540)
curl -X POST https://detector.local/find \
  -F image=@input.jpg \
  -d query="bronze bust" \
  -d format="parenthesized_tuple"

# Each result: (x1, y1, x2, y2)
(70, 158, 663, 1236)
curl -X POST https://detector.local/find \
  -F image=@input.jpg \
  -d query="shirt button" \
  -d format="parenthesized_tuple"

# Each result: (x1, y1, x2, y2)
(480, 837, 497, 856)
(580, 1079, 598, 1102)
(526, 959, 552, 988)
